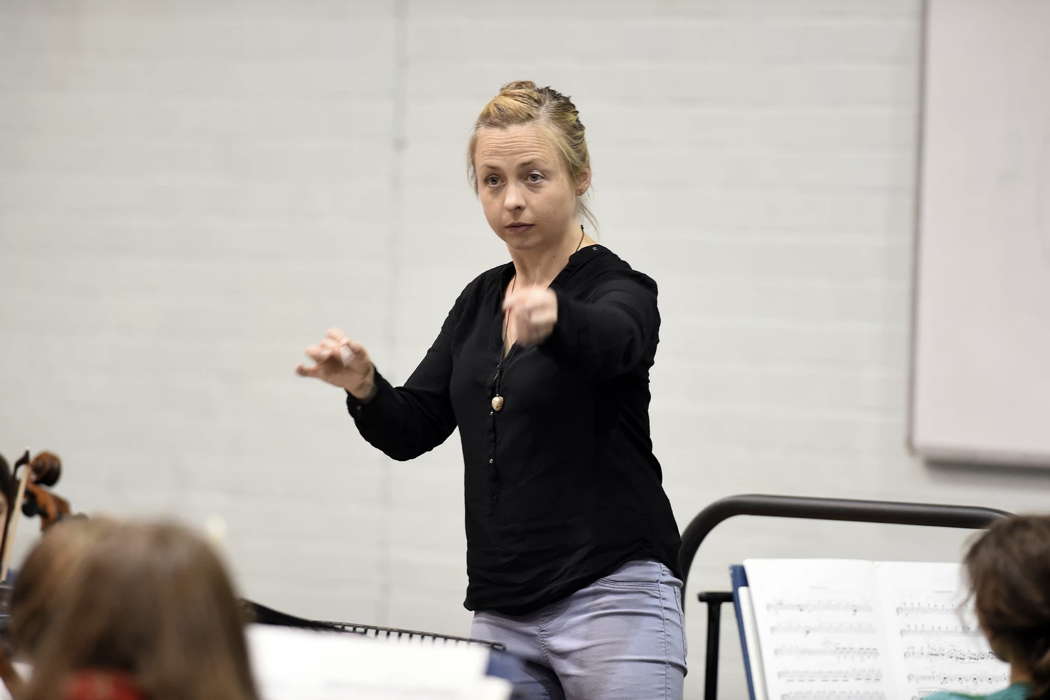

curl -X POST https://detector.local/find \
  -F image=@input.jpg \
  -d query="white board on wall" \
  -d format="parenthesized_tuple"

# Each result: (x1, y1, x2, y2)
(911, 0, 1050, 466)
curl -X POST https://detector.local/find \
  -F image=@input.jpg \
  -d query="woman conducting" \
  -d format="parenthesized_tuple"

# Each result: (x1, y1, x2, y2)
(298, 81, 685, 699)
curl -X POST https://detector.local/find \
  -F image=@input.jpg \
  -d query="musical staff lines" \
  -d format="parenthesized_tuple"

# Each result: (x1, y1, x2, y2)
(768, 599, 873, 615)
(773, 644, 879, 660)
(898, 623, 981, 637)
(901, 644, 997, 663)
(770, 622, 876, 636)
(906, 672, 1009, 686)
(895, 600, 957, 616)
(781, 692, 885, 700)
(777, 668, 882, 683)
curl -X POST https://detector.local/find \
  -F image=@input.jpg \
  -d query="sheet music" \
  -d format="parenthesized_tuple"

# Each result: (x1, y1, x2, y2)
(876, 562, 1008, 700)
(743, 559, 1010, 700)
(248, 624, 511, 700)
(744, 559, 890, 700)
(737, 586, 769, 700)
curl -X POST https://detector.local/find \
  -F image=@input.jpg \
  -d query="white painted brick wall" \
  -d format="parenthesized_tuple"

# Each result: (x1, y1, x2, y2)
(3, 1, 1048, 697)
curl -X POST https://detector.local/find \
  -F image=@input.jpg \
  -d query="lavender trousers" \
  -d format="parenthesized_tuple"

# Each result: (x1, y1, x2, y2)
(474, 559, 687, 700)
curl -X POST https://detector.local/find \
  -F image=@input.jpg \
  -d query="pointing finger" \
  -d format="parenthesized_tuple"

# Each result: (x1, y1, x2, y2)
(344, 339, 367, 356)
(531, 308, 556, 326)
(503, 291, 523, 311)
(338, 344, 354, 366)
(512, 309, 530, 339)
(306, 345, 331, 362)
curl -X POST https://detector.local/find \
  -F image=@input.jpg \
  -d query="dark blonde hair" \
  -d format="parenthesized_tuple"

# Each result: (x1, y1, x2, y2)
(965, 515, 1050, 699)
(467, 80, 595, 228)
(10, 517, 118, 658)
(20, 520, 258, 700)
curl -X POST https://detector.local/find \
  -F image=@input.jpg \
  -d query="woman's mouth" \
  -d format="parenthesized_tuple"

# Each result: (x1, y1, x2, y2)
(506, 223, 533, 232)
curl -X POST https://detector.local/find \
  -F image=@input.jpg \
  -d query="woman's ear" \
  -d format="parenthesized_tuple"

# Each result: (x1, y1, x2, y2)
(575, 168, 591, 197)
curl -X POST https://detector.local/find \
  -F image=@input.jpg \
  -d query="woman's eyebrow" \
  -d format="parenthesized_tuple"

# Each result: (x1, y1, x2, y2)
(477, 157, 548, 171)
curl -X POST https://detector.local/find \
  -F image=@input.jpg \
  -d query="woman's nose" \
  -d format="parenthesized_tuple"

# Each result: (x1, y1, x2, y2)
(503, 182, 525, 211)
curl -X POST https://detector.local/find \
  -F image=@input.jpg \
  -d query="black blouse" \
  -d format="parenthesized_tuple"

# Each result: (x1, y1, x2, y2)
(346, 244, 681, 615)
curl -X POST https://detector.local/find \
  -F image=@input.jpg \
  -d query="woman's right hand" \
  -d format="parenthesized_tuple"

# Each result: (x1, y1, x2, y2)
(296, 328, 377, 400)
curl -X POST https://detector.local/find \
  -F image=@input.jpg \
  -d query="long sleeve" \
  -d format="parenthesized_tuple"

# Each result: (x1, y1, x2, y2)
(540, 272, 660, 381)
(346, 307, 459, 461)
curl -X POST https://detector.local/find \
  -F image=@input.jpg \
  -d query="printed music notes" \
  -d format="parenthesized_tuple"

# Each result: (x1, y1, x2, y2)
(781, 693, 884, 700)
(745, 560, 888, 700)
(741, 559, 1009, 700)
(878, 562, 1008, 698)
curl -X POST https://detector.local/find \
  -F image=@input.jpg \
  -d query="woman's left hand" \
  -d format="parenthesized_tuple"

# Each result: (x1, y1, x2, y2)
(503, 286, 558, 346)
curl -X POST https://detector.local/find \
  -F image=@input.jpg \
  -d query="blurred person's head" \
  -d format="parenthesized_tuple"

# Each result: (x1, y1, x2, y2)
(10, 517, 117, 658)
(965, 514, 1050, 697)
(20, 520, 258, 700)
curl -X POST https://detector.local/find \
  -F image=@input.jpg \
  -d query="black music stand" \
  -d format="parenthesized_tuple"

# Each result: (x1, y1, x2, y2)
(677, 494, 1010, 700)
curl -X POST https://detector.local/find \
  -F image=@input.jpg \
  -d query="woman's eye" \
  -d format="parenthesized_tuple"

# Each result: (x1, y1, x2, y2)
(527, 172, 544, 183)
(484, 175, 501, 187)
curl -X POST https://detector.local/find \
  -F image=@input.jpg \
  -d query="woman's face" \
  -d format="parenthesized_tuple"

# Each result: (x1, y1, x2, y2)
(473, 123, 585, 253)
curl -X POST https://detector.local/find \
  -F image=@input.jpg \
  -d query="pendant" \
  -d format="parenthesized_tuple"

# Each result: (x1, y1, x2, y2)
(491, 395, 504, 412)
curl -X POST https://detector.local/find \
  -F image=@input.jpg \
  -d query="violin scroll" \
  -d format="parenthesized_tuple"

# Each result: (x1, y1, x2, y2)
(27, 452, 61, 488)
(0, 450, 75, 534)
(20, 452, 71, 532)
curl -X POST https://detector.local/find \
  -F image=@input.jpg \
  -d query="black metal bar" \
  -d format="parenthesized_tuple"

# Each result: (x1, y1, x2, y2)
(243, 599, 505, 650)
(326, 622, 504, 650)
(679, 494, 1010, 589)
(698, 591, 733, 700)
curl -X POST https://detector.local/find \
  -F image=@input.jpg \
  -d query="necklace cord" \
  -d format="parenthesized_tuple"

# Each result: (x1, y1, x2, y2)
(495, 224, 588, 408)
(502, 222, 586, 361)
